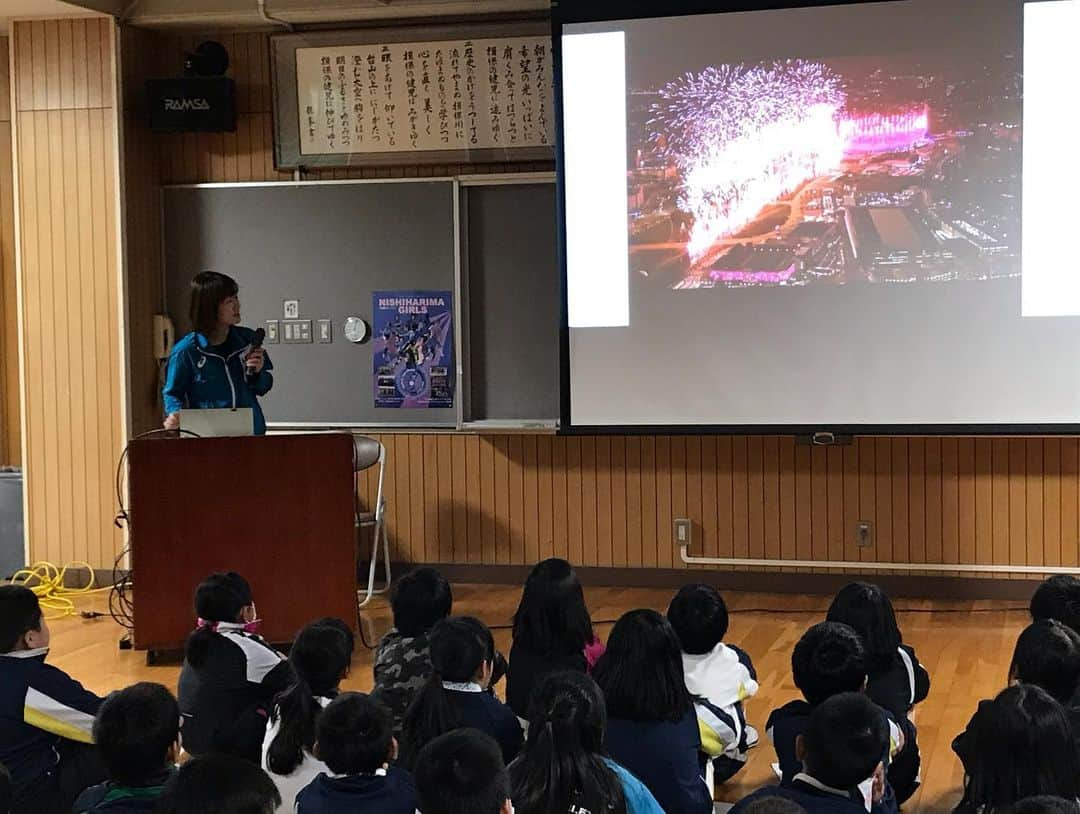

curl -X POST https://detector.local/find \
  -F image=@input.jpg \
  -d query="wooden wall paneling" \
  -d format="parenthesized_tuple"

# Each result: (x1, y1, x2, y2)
(874, 438, 892, 567)
(826, 446, 844, 563)
(625, 437, 642, 566)
(670, 436, 687, 570)
(716, 437, 735, 560)
(779, 438, 796, 565)
(566, 436, 584, 567)
(537, 436, 554, 562)
(842, 442, 859, 563)
(857, 438, 875, 563)
(1027, 441, 1044, 570)
(436, 435, 454, 563)
(579, 436, 597, 567)
(1036, 440, 1054, 565)
(507, 435, 525, 564)
(956, 438, 976, 567)
(525, 435, 543, 566)
(553, 437, 569, 562)
(594, 437, 612, 567)
(924, 438, 942, 565)
(0, 36, 20, 467)
(810, 445, 827, 563)
(639, 437, 657, 569)
(1062, 439, 1078, 568)
(480, 437, 497, 565)
(701, 435, 719, 559)
(11, 19, 124, 568)
(891, 440, 909, 571)
(764, 438, 781, 557)
(466, 435, 482, 564)
(747, 437, 765, 561)
(794, 443, 812, 566)
(450, 434, 467, 563)
(989, 439, 1008, 568)
(654, 437, 672, 570)
(611, 437, 627, 568)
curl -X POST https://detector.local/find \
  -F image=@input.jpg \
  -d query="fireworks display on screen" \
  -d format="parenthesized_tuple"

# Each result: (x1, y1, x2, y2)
(627, 52, 1021, 289)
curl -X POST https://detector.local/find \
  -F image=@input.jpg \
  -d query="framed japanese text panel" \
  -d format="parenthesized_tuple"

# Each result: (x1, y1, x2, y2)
(271, 23, 556, 169)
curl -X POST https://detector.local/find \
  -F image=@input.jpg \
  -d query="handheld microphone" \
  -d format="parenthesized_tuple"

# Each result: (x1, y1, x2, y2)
(246, 327, 266, 385)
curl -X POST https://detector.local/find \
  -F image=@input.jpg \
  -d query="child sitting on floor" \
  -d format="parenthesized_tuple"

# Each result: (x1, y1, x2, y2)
(667, 583, 759, 784)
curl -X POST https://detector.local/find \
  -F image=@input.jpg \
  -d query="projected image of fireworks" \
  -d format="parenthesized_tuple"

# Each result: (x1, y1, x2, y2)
(650, 61, 847, 258)
(627, 49, 1020, 289)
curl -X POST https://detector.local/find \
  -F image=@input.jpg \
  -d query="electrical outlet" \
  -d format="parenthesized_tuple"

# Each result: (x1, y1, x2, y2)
(856, 521, 873, 547)
(674, 518, 692, 546)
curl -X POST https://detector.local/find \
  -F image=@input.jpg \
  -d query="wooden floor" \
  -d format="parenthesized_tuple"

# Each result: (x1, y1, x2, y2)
(46, 585, 1032, 814)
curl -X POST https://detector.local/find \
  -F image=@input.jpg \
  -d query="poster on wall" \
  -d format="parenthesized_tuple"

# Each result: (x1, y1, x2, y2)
(372, 291, 455, 409)
(271, 23, 556, 168)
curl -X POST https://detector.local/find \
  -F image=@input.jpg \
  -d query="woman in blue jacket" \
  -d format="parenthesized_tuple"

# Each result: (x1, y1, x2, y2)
(163, 272, 273, 435)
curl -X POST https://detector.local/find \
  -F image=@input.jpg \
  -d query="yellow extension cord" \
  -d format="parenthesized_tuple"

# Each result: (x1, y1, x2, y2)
(9, 561, 112, 620)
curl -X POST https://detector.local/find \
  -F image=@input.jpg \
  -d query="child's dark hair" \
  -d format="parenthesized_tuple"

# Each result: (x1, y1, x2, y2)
(593, 608, 691, 723)
(509, 671, 625, 814)
(1010, 619, 1080, 704)
(391, 567, 453, 637)
(185, 572, 254, 669)
(156, 754, 280, 814)
(415, 729, 510, 814)
(1031, 576, 1080, 636)
(399, 616, 492, 769)
(960, 684, 1080, 812)
(188, 271, 239, 336)
(0, 585, 42, 653)
(740, 798, 808, 814)
(666, 583, 729, 655)
(825, 582, 902, 674)
(0, 762, 11, 814)
(802, 692, 888, 790)
(512, 558, 594, 657)
(792, 622, 866, 706)
(267, 618, 354, 776)
(1006, 798, 1080, 814)
(93, 682, 179, 787)
(315, 692, 393, 775)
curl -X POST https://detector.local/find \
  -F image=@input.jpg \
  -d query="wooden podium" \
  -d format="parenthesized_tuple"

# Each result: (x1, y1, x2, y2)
(128, 433, 358, 653)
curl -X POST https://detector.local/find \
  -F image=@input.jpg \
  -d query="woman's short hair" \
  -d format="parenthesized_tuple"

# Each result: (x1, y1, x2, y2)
(189, 271, 238, 335)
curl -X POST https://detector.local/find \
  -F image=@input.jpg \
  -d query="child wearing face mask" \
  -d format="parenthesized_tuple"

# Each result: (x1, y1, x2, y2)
(177, 572, 291, 764)
(0, 584, 107, 814)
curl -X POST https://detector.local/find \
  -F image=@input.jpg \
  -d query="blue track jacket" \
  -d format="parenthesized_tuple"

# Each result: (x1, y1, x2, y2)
(162, 327, 273, 435)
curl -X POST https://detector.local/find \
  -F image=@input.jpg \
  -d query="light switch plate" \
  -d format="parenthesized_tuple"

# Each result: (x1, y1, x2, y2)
(317, 319, 332, 343)
(674, 518, 692, 546)
(283, 299, 300, 320)
(265, 320, 280, 344)
(283, 319, 313, 344)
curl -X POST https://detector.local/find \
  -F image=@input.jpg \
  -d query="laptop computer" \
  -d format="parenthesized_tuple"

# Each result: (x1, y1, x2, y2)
(178, 408, 254, 438)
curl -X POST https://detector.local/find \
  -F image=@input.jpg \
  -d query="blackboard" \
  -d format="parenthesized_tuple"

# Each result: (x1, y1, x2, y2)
(462, 182, 560, 425)
(162, 178, 561, 429)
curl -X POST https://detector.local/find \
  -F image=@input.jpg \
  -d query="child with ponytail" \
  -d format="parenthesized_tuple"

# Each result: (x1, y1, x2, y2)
(262, 619, 355, 812)
(177, 572, 291, 763)
(399, 617, 522, 770)
(509, 671, 663, 814)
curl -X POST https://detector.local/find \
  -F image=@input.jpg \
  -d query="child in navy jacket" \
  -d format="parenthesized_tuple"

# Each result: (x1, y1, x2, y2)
(0, 585, 106, 814)
(736, 693, 895, 814)
(767, 622, 912, 807)
(399, 617, 522, 769)
(296, 693, 416, 814)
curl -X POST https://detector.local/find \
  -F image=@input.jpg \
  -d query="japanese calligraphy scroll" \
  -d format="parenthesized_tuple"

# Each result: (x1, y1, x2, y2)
(272, 25, 556, 168)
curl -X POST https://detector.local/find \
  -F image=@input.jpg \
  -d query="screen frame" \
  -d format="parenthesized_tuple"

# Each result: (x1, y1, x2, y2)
(553, 0, 1074, 437)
